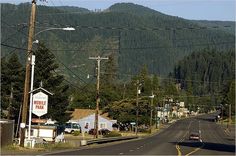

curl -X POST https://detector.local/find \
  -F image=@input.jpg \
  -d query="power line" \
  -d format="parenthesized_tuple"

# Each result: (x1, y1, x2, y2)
(1, 43, 29, 51)
(2, 42, 233, 85)
(2, 20, 29, 38)
(37, 22, 233, 31)
(42, 50, 96, 94)
(37, 41, 233, 52)
(100, 71, 233, 84)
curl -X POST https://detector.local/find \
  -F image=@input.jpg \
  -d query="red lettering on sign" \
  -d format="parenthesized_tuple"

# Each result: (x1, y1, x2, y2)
(34, 101, 46, 105)
(36, 105, 44, 109)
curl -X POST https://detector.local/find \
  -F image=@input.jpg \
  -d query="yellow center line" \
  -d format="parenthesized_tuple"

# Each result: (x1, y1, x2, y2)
(175, 120, 193, 156)
(175, 144, 182, 156)
(185, 142, 205, 156)
(185, 120, 204, 156)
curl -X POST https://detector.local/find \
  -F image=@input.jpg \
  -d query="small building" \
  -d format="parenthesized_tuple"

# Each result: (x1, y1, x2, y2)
(179, 102, 185, 108)
(172, 106, 178, 118)
(69, 109, 117, 133)
(178, 108, 189, 117)
(25, 125, 57, 142)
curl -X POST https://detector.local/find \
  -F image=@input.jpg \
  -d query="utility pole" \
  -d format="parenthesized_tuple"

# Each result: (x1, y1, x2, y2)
(149, 76, 154, 133)
(118, 30, 121, 54)
(221, 105, 223, 125)
(122, 83, 126, 99)
(135, 80, 140, 135)
(150, 91, 154, 133)
(7, 84, 13, 120)
(20, 0, 36, 147)
(228, 104, 231, 131)
(89, 56, 108, 138)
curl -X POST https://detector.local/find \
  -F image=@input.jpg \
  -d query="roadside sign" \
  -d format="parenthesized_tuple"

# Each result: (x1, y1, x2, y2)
(32, 92, 48, 117)
(130, 122, 136, 125)
(31, 118, 47, 123)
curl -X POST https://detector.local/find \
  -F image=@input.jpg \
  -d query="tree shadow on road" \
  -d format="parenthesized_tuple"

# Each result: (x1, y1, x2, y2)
(171, 141, 235, 153)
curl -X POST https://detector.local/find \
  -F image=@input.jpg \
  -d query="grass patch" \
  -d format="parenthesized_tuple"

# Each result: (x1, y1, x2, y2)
(73, 131, 80, 136)
(104, 131, 122, 137)
(37, 142, 75, 151)
(1, 144, 46, 155)
(1, 142, 75, 155)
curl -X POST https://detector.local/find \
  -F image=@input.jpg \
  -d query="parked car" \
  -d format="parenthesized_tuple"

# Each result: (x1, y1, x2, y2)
(189, 132, 200, 141)
(88, 128, 111, 135)
(100, 128, 111, 135)
(64, 122, 81, 134)
(88, 128, 96, 135)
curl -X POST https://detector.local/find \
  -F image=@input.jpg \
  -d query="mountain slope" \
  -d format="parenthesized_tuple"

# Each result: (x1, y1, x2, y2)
(193, 20, 235, 35)
(1, 3, 235, 81)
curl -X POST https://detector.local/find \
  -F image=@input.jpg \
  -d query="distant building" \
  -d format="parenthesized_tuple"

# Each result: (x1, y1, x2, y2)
(178, 108, 189, 117)
(69, 109, 117, 133)
(179, 102, 185, 108)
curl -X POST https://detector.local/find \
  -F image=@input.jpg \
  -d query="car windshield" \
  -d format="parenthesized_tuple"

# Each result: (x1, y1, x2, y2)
(190, 133, 199, 137)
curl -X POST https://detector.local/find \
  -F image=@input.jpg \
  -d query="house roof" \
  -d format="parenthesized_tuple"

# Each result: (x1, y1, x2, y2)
(71, 109, 111, 120)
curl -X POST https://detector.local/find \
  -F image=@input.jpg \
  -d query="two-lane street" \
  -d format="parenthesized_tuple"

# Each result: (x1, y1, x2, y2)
(48, 113, 235, 155)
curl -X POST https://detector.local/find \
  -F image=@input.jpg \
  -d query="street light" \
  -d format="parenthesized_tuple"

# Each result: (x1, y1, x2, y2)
(34, 27, 75, 36)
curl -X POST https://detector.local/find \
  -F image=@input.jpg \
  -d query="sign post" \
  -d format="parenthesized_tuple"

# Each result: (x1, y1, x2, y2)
(27, 82, 53, 147)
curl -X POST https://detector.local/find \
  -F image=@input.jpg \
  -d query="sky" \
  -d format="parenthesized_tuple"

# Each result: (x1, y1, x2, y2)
(1, 0, 235, 21)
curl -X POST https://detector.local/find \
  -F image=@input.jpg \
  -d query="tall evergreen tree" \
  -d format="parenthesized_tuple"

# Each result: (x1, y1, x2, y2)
(227, 80, 235, 116)
(1, 53, 24, 121)
(33, 43, 70, 123)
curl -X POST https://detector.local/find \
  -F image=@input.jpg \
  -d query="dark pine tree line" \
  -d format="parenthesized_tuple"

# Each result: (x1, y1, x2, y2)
(173, 48, 235, 114)
(1, 43, 71, 124)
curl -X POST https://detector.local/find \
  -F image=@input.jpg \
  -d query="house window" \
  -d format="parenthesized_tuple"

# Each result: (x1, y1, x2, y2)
(99, 122, 106, 129)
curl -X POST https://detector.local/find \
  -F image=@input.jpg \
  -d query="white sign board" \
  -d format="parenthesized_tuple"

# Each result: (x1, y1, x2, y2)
(32, 92, 48, 117)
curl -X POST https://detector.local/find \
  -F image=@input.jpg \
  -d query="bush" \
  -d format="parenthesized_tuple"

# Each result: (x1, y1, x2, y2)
(104, 131, 121, 137)
(73, 131, 80, 136)
(138, 128, 149, 133)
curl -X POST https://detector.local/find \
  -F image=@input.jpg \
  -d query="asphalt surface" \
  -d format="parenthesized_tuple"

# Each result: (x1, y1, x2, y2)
(48, 114, 235, 155)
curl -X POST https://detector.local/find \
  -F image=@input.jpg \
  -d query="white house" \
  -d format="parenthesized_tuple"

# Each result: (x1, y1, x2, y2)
(69, 109, 117, 133)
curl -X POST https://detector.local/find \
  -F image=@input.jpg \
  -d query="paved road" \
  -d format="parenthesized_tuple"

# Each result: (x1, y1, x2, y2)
(48, 114, 235, 155)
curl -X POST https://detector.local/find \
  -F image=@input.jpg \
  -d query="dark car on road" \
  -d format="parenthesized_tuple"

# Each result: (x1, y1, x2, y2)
(189, 132, 200, 141)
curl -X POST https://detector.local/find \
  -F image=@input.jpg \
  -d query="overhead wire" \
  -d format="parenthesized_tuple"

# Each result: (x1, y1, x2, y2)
(36, 22, 233, 32)
(100, 71, 233, 84)
(34, 41, 234, 52)
(2, 3, 234, 86)
(2, 41, 233, 86)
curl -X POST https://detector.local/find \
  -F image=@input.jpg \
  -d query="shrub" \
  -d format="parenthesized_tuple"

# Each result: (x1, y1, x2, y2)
(138, 128, 149, 133)
(104, 131, 121, 137)
(73, 131, 80, 136)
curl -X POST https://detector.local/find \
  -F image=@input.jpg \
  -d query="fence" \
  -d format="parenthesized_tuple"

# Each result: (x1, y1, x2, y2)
(0, 119, 14, 147)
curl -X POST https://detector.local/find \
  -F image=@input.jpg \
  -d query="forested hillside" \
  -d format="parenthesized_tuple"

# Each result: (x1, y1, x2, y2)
(1, 2, 235, 125)
(174, 49, 235, 95)
(173, 49, 235, 114)
(193, 20, 235, 35)
(1, 2, 235, 81)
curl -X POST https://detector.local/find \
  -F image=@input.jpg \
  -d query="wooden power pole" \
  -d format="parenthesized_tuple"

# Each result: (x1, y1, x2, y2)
(89, 56, 108, 138)
(7, 84, 13, 120)
(135, 80, 140, 135)
(20, 0, 36, 147)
